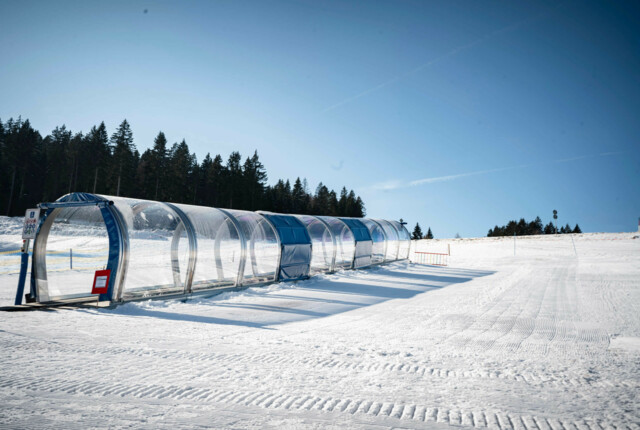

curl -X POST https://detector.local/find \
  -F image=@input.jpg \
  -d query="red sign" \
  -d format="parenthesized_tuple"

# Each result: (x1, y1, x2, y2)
(92, 269, 111, 295)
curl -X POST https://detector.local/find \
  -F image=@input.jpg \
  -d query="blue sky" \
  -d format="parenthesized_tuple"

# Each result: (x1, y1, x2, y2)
(1, 0, 638, 237)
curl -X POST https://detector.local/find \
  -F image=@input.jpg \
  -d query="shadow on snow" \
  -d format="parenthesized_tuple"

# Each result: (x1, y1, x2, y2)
(100, 262, 494, 328)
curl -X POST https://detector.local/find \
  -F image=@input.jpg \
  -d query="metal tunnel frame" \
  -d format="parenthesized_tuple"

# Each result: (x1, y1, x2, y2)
(23, 193, 411, 306)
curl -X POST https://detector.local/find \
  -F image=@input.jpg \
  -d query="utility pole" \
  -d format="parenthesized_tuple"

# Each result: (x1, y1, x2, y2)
(553, 210, 558, 234)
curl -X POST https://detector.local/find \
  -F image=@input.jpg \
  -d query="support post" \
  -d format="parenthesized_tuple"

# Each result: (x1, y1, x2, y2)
(14, 239, 30, 305)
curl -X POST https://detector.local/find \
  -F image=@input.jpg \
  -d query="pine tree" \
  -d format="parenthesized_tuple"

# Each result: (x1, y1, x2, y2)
(3, 119, 43, 214)
(224, 151, 242, 208)
(313, 182, 330, 215)
(108, 119, 136, 196)
(544, 222, 555, 234)
(353, 196, 365, 217)
(573, 224, 581, 233)
(44, 124, 72, 201)
(328, 189, 338, 216)
(166, 139, 196, 203)
(425, 227, 433, 239)
(412, 223, 423, 240)
(291, 177, 306, 214)
(151, 132, 168, 200)
(85, 122, 110, 194)
(66, 132, 83, 194)
(528, 216, 543, 235)
(338, 187, 348, 215)
(242, 150, 267, 210)
(344, 190, 358, 216)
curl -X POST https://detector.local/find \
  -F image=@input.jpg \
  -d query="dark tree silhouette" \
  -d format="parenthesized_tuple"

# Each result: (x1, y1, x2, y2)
(0, 117, 367, 218)
(411, 223, 423, 240)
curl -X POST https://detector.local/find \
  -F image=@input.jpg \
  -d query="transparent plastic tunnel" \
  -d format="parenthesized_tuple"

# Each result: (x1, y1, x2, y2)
(26, 193, 410, 306)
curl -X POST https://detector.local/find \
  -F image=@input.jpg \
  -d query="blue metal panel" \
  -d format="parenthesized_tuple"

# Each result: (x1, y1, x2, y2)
(279, 243, 312, 280)
(261, 214, 312, 281)
(338, 218, 372, 242)
(339, 218, 373, 269)
(100, 205, 122, 302)
(262, 214, 311, 245)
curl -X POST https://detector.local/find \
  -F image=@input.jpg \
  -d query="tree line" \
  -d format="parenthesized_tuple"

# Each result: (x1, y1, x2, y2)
(0, 117, 365, 217)
(487, 216, 581, 237)
(411, 223, 433, 240)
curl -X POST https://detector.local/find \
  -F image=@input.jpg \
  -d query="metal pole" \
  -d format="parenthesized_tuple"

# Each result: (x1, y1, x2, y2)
(14, 239, 30, 305)
(513, 232, 516, 256)
(70, 248, 73, 269)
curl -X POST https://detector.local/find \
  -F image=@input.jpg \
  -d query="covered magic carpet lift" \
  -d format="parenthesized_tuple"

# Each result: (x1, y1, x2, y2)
(12, 193, 411, 308)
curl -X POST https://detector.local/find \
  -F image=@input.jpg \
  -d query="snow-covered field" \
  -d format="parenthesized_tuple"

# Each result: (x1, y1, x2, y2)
(1, 216, 639, 429)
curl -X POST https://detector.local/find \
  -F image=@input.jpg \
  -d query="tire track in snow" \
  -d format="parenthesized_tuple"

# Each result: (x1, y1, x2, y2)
(442, 265, 544, 353)
(0, 332, 624, 390)
(0, 375, 630, 430)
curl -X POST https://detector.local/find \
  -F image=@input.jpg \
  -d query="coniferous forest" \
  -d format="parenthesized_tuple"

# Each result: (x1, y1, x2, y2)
(487, 216, 581, 237)
(0, 117, 366, 217)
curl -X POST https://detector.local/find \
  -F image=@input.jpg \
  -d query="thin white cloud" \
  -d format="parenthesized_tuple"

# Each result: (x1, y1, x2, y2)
(370, 150, 625, 191)
(409, 165, 527, 186)
(370, 179, 405, 191)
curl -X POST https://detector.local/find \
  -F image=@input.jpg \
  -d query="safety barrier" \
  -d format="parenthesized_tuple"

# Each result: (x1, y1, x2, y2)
(413, 251, 449, 266)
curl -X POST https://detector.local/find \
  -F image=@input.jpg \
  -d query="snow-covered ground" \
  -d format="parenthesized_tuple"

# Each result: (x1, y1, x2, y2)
(1, 216, 639, 429)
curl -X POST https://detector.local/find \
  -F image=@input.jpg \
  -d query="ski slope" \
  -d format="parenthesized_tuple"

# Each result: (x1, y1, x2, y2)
(0, 216, 638, 429)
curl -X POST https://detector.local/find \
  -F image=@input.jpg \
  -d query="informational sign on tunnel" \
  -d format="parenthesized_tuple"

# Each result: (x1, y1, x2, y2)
(92, 269, 111, 295)
(22, 208, 40, 239)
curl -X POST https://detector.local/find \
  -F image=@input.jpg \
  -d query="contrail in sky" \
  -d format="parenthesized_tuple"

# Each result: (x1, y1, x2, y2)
(370, 151, 625, 191)
(408, 164, 528, 186)
(323, 5, 561, 113)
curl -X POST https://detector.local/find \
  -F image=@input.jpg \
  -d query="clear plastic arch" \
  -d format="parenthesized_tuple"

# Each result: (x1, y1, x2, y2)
(388, 220, 411, 259)
(105, 196, 192, 299)
(172, 203, 242, 290)
(222, 209, 280, 285)
(34, 205, 109, 301)
(317, 216, 355, 270)
(295, 215, 335, 274)
(360, 219, 386, 264)
(373, 219, 400, 261)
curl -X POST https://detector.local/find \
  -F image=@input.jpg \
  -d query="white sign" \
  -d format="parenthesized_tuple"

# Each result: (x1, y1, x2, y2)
(95, 276, 108, 288)
(22, 209, 40, 239)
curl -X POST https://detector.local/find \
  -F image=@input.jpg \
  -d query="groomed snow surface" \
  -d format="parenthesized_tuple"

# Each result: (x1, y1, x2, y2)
(1, 216, 639, 429)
